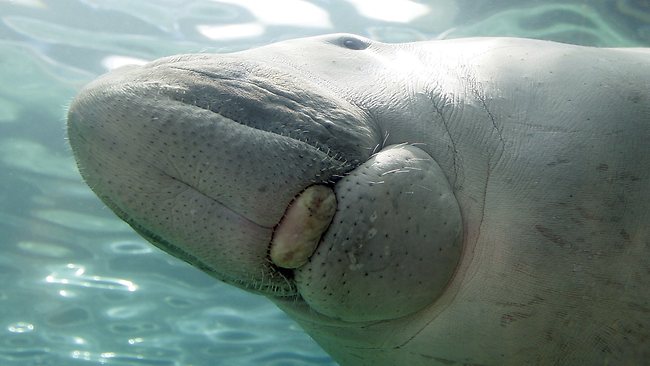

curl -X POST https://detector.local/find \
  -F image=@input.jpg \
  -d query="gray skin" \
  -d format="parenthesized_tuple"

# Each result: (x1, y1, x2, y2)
(67, 34, 650, 365)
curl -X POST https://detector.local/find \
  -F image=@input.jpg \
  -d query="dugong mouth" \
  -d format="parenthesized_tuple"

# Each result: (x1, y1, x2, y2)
(67, 55, 377, 296)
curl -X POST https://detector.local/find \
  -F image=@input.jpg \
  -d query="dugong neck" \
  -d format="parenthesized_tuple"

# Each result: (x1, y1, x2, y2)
(356, 39, 496, 179)
(349, 38, 506, 338)
(263, 39, 505, 359)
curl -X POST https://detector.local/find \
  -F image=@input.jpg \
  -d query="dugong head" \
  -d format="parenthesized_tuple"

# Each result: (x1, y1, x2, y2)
(67, 34, 463, 323)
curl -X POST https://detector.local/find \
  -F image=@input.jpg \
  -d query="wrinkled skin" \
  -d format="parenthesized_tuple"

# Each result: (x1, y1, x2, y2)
(67, 34, 650, 365)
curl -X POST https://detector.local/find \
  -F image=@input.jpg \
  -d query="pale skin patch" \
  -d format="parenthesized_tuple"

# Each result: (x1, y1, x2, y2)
(270, 185, 337, 269)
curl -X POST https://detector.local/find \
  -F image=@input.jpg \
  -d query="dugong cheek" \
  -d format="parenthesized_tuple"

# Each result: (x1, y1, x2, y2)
(294, 144, 463, 322)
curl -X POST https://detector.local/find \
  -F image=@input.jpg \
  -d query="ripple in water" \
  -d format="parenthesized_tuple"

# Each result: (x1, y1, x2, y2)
(108, 240, 153, 255)
(106, 304, 156, 320)
(69, 350, 179, 366)
(6, 322, 34, 333)
(44, 263, 138, 292)
(16, 241, 73, 258)
(45, 307, 90, 327)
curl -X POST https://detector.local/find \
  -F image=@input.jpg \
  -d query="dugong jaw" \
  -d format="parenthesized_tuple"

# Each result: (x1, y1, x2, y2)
(67, 56, 375, 296)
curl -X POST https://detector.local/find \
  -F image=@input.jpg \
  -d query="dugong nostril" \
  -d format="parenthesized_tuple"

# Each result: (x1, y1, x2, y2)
(270, 185, 337, 269)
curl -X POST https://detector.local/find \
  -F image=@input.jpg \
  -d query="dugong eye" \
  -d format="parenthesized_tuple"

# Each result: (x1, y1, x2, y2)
(340, 36, 369, 50)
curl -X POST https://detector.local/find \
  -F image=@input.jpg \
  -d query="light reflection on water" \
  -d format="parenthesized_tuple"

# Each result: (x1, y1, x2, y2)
(44, 263, 139, 292)
(0, 0, 647, 365)
(7, 322, 35, 334)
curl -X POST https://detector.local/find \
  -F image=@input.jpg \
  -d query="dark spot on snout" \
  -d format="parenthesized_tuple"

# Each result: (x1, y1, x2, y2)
(620, 229, 631, 241)
(546, 158, 569, 167)
(628, 92, 642, 104)
(338, 36, 370, 50)
(535, 224, 568, 246)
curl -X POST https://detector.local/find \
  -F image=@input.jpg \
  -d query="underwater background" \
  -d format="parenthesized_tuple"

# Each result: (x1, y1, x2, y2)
(1, 0, 648, 365)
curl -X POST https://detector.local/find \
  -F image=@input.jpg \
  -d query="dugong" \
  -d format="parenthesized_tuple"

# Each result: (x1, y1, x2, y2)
(67, 34, 650, 365)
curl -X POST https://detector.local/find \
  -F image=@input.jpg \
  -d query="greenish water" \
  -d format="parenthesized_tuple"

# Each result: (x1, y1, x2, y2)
(0, 1, 647, 365)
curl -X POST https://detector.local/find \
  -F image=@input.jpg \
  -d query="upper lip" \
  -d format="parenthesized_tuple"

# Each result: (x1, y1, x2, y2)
(161, 64, 354, 167)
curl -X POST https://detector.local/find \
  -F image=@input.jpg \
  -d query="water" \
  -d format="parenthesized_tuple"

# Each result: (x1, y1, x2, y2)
(0, 1, 647, 365)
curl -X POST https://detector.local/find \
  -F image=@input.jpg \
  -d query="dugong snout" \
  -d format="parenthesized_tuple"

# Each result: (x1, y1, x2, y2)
(67, 55, 376, 295)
